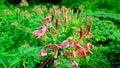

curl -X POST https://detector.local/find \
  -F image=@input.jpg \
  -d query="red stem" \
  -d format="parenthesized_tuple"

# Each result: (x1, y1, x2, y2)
(80, 27, 82, 39)
(56, 19, 58, 32)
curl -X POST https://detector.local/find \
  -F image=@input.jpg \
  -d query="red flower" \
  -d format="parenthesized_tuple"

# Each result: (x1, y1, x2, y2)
(85, 43, 94, 49)
(33, 30, 41, 38)
(69, 42, 75, 47)
(53, 44, 60, 58)
(72, 50, 77, 58)
(33, 25, 47, 38)
(39, 25, 47, 30)
(42, 15, 52, 22)
(45, 43, 51, 49)
(39, 49, 47, 56)
(78, 49, 87, 58)
(85, 43, 94, 54)
(75, 42, 83, 49)
(60, 40, 69, 49)
(64, 51, 71, 56)
(86, 49, 93, 54)
(71, 60, 78, 68)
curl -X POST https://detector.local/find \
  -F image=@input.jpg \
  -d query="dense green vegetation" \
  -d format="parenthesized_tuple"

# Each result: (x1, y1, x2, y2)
(0, 0, 120, 68)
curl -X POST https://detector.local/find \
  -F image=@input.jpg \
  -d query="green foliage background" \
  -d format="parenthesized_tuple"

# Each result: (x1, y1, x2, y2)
(0, 0, 120, 68)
